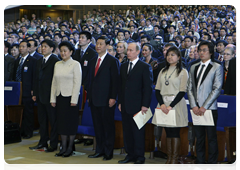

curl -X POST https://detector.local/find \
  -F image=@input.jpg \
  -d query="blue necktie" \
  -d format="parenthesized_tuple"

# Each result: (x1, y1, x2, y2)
(16, 57, 24, 82)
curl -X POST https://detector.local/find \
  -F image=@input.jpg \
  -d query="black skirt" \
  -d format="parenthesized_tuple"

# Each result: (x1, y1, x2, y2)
(56, 94, 79, 135)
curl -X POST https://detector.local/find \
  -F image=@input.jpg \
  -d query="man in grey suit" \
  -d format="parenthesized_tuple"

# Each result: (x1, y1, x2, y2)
(187, 40, 223, 164)
(4, 41, 15, 84)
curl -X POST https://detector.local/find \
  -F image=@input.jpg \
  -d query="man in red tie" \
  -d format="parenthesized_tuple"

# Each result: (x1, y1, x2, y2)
(86, 36, 120, 161)
(216, 40, 228, 62)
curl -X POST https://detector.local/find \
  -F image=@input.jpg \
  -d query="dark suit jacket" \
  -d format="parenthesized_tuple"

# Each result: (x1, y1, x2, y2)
(131, 32, 139, 41)
(224, 57, 236, 95)
(4, 54, 15, 83)
(87, 53, 120, 107)
(12, 54, 37, 97)
(32, 51, 43, 60)
(119, 60, 153, 114)
(33, 54, 60, 104)
(72, 46, 97, 87)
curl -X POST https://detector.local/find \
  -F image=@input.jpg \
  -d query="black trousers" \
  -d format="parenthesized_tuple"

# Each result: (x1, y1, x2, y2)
(90, 103, 116, 156)
(194, 110, 218, 164)
(21, 97, 34, 136)
(37, 101, 58, 148)
(121, 105, 146, 162)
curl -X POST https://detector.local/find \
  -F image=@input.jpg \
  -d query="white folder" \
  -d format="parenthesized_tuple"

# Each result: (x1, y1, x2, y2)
(133, 108, 153, 130)
(153, 108, 176, 126)
(190, 110, 214, 126)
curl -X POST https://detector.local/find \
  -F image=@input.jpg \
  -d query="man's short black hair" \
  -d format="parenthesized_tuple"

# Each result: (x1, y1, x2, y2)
(169, 25, 176, 30)
(19, 40, 31, 47)
(140, 34, 151, 41)
(79, 31, 92, 40)
(41, 39, 56, 52)
(97, 36, 110, 45)
(216, 40, 228, 47)
(184, 35, 193, 42)
(198, 40, 215, 61)
(59, 41, 75, 56)
(28, 39, 38, 47)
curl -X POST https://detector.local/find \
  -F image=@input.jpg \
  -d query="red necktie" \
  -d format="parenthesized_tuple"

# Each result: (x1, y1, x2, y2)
(94, 58, 101, 76)
(219, 55, 223, 62)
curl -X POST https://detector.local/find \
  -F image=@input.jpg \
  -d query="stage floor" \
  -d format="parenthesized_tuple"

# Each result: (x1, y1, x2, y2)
(4, 131, 238, 170)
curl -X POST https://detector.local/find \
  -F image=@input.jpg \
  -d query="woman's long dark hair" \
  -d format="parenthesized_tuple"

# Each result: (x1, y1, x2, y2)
(162, 46, 183, 76)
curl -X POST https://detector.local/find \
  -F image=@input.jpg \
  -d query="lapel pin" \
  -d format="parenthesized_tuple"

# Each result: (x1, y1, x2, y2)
(86, 52, 88, 54)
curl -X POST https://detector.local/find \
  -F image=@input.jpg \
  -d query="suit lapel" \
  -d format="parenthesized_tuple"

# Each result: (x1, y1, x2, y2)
(194, 63, 200, 88)
(95, 54, 109, 77)
(22, 54, 30, 69)
(80, 47, 89, 62)
(200, 63, 213, 86)
(128, 60, 140, 78)
(42, 54, 53, 69)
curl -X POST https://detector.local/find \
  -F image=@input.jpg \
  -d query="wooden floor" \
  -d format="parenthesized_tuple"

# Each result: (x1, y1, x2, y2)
(4, 131, 238, 170)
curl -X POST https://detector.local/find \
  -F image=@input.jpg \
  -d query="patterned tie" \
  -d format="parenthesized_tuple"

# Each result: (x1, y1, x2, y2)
(128, 62, 133, 75)
(80, 50, 84, 58)
(16, 57, 24, 82)
(94, 58, 101, 76)
(196, 64, 205, 85)
(219, 55, 223, 62)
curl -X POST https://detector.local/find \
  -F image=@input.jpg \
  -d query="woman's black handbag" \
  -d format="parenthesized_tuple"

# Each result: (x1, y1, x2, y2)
(4, 121, 22, 144)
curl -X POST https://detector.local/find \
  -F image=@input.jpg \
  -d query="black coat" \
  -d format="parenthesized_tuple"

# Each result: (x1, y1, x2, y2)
(33, 54, 60, 104)
(4, 54, 15, 84)
(72, 46, 97, 87)
(87, 54, 120, 107)
(119, 60, 153, 114)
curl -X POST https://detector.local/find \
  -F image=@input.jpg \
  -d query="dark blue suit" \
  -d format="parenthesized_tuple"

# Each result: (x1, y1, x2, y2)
(87, 53, 120, 156)
(119, 59, 153, 161)
(32, 51, 43, 60)
(13, 54, 37, 136)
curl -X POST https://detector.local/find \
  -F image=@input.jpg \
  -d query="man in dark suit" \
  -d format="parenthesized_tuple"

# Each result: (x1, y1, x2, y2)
(187, 40, 223, 164)
(129, 25, 139, 41)
(181, 36, 193, 61)
(28, 39, 43, 60)
(4, 41, 15, 84)
(118, 42, 153, 164)
(72, 31, 97, 88)
(29, 39, 59, 152)
(224, 57, 236, 95)
(12, 40, 37, 139)
(164, 25, 175, 43)
(87, 36, 120, 161)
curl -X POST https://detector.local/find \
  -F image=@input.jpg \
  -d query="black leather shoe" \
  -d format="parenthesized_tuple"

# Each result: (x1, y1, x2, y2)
(84, 139, 93, 146)
(45, 146, 57, 152)
(118, 158, 136, 164)
(88, 153, 105, 158)
(103, 154, 113, 160)
(134, 160, 145, 164)
(23, 135, 33, 139)
(62, 151, 73, 157)
(29, 144, 48, 150)
(55, 151, 65, 157)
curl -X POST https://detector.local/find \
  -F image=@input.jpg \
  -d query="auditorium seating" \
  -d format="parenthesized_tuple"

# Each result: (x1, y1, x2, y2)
(4, 81, 24, 128)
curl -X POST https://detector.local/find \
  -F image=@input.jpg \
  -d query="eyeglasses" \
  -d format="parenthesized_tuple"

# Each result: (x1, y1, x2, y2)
(198, 49, 209, 53)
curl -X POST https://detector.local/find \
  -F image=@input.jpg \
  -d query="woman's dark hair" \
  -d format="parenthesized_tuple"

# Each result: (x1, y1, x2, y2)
(162, 46, 182, 76)
(197, 40, 215, 61)
(142, 43, 153, 52)
(59, 41, 76, 56)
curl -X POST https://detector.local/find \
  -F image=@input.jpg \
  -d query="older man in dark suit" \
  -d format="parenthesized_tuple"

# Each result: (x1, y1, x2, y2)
(12, 40, 37, 139)
(187, 41, 223, 164)
(29, 39, 59, 152)
(87, 36, 120, 161)
(4, 41, 15, 84)
(118, 42, 153, 164)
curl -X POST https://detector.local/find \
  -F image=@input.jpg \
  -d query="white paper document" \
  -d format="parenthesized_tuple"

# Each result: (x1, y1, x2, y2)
(190, 110, 214, 126)
(153, 109, 176, 126)
(133, 108, 153, 130)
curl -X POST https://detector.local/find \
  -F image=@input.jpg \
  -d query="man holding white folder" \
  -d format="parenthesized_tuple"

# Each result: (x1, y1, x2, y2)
(118, 43, 153, 164)
(187, 40, 223, 164)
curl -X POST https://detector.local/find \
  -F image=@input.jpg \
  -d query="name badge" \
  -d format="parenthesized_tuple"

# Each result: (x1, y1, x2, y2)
(24, 67, 28, 72)
(84, 60, 88, 66)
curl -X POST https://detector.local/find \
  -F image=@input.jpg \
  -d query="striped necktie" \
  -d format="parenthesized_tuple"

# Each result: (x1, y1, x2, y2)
(16, 57, 24, 81)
